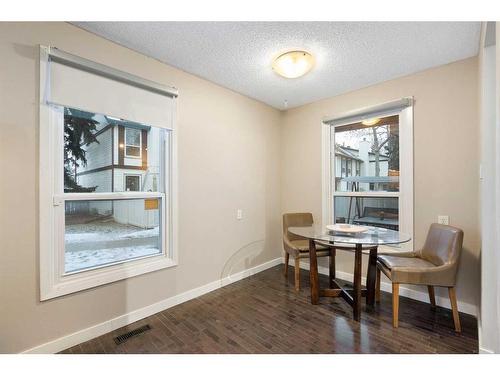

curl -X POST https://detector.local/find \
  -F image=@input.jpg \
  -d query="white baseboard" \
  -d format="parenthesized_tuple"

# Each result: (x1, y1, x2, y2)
(286, 258, 478, 317)
(479, 347, 496, 354)
(22, 257, 282, 354)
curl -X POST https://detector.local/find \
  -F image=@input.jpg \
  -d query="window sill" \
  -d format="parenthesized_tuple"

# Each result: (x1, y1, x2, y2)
(41, 254, 177, 301)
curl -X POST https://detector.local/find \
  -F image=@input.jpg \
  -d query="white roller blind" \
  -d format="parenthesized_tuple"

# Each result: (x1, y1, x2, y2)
(324, 98, 413, 126)
(46, 53, 175, 129)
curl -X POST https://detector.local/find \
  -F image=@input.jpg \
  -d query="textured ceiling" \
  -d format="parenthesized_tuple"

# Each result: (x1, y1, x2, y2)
(72, 22, 481, 110)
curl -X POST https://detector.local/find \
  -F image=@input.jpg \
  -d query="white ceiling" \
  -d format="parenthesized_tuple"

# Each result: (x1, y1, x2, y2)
(73, 22, 481, 110)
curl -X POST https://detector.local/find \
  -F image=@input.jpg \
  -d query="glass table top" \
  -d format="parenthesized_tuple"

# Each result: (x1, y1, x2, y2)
(288, 225, 411, 246)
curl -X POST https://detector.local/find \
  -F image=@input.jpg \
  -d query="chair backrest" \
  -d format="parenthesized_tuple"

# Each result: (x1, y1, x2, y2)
(420, 223, 464, 267)
(282, 212, 314, 242)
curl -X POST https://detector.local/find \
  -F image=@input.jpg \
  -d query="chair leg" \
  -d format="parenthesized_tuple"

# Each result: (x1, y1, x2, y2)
(428, 286, 436, 308)
(284, 253, 289, 277)
(448, 287, 461, 333)
(392, 283, 399, 328)
(294, 257, 300, 292)
(329, 247, 336, 288)
(375, 267, 381, 303)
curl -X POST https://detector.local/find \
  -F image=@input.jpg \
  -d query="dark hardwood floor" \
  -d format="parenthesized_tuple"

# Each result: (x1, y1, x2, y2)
(60, 265, 478, 354)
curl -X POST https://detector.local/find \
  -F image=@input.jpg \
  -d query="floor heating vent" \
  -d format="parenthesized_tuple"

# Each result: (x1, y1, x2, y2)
(113, 324, 151, 345)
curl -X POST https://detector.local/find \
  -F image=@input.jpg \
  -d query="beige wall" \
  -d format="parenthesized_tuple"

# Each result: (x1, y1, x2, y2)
(0, 22, 282, 353)
(281, 57, 480, 310)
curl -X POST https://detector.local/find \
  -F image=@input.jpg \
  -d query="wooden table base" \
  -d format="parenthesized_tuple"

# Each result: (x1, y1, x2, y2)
(308, 239, 378, 321)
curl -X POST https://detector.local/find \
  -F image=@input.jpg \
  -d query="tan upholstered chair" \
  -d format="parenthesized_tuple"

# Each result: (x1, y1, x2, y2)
(283, 213, 329, 292)
(376, 223, 464, 331)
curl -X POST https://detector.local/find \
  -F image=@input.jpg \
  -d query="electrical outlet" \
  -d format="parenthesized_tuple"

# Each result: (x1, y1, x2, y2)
(438, 215, 449, 225)
(237, 209, 243, 220)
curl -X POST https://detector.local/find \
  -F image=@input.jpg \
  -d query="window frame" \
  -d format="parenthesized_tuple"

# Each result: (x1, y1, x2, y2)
(321, 99, 414, 251)
(39, 46, 178, 301)
(124, 127, 142, 159)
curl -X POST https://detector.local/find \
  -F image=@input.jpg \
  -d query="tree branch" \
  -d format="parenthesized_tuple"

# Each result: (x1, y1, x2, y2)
(375, 137, 390, 151)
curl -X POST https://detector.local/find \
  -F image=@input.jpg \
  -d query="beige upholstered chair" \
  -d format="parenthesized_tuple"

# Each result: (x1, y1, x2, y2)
(282, 213, 329, 292)
(376, 223, 464, 331)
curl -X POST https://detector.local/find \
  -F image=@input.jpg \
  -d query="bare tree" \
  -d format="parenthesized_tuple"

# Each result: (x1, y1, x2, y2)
(335, 123, 398, 177)
(371, 126, 390, 177)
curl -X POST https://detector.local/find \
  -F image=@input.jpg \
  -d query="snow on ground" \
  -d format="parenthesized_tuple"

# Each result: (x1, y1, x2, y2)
(65, 222, 159, 243)
(64, 221, 160, 273)
(65, 245, 160, 273)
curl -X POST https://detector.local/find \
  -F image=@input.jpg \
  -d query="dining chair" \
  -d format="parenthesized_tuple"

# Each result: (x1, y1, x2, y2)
(282, 213, 330, 292)
(376, 223, 464, 331)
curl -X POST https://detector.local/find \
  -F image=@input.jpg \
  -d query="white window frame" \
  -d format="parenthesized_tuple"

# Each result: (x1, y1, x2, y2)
(321, 98, 414, 251)
(124, 127, 142, 159)
(39, 46, 178, 301)
(124, 173, 142, 192)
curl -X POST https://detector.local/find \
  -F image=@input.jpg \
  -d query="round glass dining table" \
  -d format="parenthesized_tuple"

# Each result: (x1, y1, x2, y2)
(288, 225, 411, 321)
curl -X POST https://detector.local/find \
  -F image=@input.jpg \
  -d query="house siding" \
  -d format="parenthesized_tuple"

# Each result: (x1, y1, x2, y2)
(77, 169, 112, 193)
(78, 128, 113, 172)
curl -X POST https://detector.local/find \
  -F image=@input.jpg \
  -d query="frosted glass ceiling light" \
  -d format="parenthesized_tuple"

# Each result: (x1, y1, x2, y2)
(361, 118, 381, 126)
(272, 50, 314, 79)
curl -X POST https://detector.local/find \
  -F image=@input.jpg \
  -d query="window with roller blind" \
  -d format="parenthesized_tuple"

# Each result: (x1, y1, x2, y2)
(39, 46, 178, 300)
(322, 99, 414, 251)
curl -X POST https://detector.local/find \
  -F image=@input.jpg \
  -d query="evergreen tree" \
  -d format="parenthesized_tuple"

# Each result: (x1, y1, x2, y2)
(64, 108, 100, 192)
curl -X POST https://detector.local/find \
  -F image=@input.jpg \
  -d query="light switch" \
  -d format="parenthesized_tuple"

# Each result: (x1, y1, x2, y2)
(237, 209, 243, 220)
(438, 215, 449, 225)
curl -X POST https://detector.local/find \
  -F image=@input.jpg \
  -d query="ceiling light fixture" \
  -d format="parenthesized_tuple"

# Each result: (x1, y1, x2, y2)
(361, 118, 381, 126)
(272, 50, 315, 79)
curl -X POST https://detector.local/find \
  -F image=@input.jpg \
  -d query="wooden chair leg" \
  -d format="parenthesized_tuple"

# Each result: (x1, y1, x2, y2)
(294, 257, 300, 292)
(329, 247, 336, 288)
(448, 287, 461, 332)
(428, 286, 436, 308)
(284, 253, 289, 277)
(392, 283, 399, 328)
(375, 267, 381, 303)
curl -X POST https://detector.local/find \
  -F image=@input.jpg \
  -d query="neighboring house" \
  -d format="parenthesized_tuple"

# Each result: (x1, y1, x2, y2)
(334, 140, 390, 192)
(334, 140, 399, 229)
(74, 115, 162, 229)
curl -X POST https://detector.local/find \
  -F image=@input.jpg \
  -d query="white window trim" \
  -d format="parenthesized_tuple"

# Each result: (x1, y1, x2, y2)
(124, 127, 142, 159)
(124, 173, 142, 192)
(39, 46, 178, 301)
(321, 98, 414, 251)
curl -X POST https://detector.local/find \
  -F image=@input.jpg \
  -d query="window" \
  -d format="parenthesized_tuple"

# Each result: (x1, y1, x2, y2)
(125, 128, 142, 158)
(65, 198, 161, 274)
(125, 175, 141, 191)
(322, 98, 413, 250)
(61, 109, 166, 276)
(39, 46, 178, 300)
